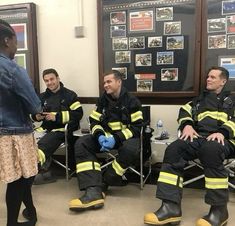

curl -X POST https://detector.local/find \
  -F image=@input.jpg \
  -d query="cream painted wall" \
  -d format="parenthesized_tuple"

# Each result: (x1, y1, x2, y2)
(0, 0, 182, 161)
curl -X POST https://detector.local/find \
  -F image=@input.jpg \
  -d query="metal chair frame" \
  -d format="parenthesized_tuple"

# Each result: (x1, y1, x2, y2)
(100, 126, 152, 190)
(52, 124, 76, 181)
(183, 158, 235, 189)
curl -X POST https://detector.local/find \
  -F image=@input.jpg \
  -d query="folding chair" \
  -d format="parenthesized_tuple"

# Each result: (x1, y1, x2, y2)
(183, 157, 235, 189)
(100, 106, 153, 189)
(52, 124, 76, 181)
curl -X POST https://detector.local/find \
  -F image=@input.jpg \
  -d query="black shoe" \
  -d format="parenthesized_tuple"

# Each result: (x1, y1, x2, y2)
(196, 205, 228, 226)
(144, 200, 182, 225)
(33, 170, 56, 185)
(69, 186, 104, 211)
(22, 207, 37, 222)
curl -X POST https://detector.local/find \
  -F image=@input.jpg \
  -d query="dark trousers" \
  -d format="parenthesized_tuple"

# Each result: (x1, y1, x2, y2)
(37, 131, 65, 160)
(74, 134, 140, 190)
(156, 138, 235, 206)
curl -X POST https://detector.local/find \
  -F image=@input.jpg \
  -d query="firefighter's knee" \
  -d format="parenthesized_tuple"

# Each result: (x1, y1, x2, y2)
(199, 141, 224, 168)
(163, 140, 184, 164)
(74, 136, 88, 158)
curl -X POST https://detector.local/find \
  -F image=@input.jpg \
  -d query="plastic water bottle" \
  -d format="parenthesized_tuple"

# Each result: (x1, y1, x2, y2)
(156, 119, 163, 137)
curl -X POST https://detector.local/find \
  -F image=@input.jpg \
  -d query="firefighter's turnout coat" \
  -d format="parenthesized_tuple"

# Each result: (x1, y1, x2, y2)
(32, 82, 83, 163)
(75, 86, 143, 190)
(156, 90, 235, 205)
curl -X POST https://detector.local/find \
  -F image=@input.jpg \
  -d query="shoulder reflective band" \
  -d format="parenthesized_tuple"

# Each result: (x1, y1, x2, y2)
(70, 101, 81, 110)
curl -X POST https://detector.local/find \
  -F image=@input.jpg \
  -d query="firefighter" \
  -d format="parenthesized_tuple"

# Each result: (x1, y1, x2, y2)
(31, 68, 83, 185)
(69, 70, 143, 211)
(144, 66, 235, 226)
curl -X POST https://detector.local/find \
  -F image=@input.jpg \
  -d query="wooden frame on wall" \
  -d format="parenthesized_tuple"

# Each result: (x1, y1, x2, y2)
(97, 0, 202, 104)
(0, 3, 39, 92)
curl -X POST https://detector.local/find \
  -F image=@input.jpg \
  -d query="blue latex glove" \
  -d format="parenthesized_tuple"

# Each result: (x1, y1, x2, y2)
(102, 136, 115, 150)
(98, 135, 106, 147)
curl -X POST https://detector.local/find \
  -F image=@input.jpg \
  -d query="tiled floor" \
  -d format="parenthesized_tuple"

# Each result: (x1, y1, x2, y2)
(1, 178, 235, 226)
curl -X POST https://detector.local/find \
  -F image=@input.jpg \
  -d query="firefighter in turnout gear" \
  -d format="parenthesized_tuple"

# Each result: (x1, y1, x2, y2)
(69, 70, 143, 211)
(144, 66, 235, 226)
(32, 68, 83, 185)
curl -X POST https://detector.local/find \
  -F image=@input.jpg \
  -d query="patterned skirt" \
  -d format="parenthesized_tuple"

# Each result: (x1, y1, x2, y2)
(0, 133, 38, 183)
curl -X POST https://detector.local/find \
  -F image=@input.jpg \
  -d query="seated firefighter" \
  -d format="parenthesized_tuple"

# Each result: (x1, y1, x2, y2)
(69, 70, 143, 211)
(32, 68, 83, 184)
(144, 66, 235, 226)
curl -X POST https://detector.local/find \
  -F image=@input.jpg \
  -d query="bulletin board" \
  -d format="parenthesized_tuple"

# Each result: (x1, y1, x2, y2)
(97, 0, 202, 103)
(201, 0, 235, 92)
(0, 3, 39, 92)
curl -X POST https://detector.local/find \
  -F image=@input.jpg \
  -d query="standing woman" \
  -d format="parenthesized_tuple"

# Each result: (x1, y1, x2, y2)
(0, 19, 42, 226)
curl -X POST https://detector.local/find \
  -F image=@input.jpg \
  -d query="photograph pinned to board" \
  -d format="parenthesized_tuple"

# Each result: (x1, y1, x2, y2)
(115, 51, 131, 63)
(219, 55, 235, 79)
(226, 15, 235, 34)
(207, 18, 226, 33)
(148, 36, 163, 48)
(222, 1, 235, 15)
(11, 23, 28, 51)
(112, 38, 128, 50)
(164, 21, 181, 35)
(208, 35, 226, 49)
(110, 11, 126, 25)
(156, 7, 173, 21)
(134, 73, 156, 80)
(135, 53, 152, 66)
(161, 68, 178, 81)
(110, 25, 126, 38)
(228, 35, 235, 49)
(112, 67, 127, 80)
(166, 36, 184, 50)
(137, 79, 153, 92)
(129, 9, 154, 32)
(129, 36, 145, 49)
(157, 51, 174, 65)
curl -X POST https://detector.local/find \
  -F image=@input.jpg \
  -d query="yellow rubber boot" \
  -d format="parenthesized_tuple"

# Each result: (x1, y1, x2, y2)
(144, 200, 181, 225)
(69, 186, 104, 211)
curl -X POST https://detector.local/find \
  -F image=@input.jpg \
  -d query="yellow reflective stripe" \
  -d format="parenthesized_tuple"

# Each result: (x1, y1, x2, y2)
(104, 131, 112, 137)
(51, 128, 65, 132)
(181, 103, 192, 116)
(35, 127, 46, 132)
(178, 117, 193, 125)
(229, 139, 235, 146)
(121, 128, 133, 139)
(70, 101, 81, 110)
(197, 111, 228, 123)
(223, 121, 235, 136)
(90, 110, 102, 121)
(158, 172, 178, 186)
(38, 149, 46, 165)
(131, 111, 143, 122)
(131, 110, 143, 122)
(62, 111, 70, 124)
(76, 161, 101, 173)
(50, 112, 57, 115)
(112, 159, 126, 176)
(91, 125, 105, 135)
(205, 177, 228, 189)
(108, 121, 122, 130)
